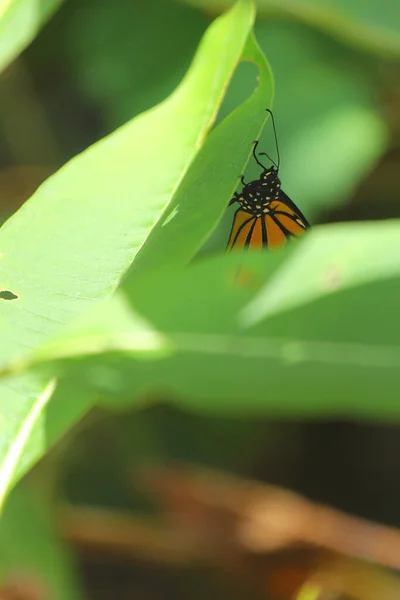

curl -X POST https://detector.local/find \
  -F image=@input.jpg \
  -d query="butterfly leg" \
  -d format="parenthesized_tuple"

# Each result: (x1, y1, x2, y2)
(229, 192, 240, 207)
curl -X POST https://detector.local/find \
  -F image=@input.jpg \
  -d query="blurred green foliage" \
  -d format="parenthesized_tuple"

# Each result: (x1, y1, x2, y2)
(0, 0, 62, 74)
(0, 483, 82, 599)
(182, 0, 400, 57)
(0, 0, 399, 598)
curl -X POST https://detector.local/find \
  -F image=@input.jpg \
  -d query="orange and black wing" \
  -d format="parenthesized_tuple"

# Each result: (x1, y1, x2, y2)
(274, 190, 310, 228)
(227, 209, 265, 250)
(266, 191, 309, 248)
(227, 191, 309, 251)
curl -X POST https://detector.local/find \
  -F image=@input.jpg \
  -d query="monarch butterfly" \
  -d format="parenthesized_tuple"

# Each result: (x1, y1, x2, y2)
(227, 109, 310, 251)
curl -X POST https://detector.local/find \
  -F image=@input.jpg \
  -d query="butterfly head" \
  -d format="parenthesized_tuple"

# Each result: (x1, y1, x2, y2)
(236, 168, 282, 217)
(261, 165, 278, 180)
(258, 166, 281, 197)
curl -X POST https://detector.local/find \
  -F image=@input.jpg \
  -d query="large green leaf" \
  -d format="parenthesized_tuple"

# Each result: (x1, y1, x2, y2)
(0, 0, 256, 368)
(126, 32, 273, 276)
(0, 0, 272, 504)
(241, 220, 400, 324)
(0, 0, 63, 74)
(10, 221, 400, 421)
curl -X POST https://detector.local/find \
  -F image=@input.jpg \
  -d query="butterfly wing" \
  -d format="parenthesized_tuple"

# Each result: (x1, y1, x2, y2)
(227, 191, 310, 251)
(227, 209, 260, 250)
(275, 190, 310, 228)
(266, 191, 310, 245)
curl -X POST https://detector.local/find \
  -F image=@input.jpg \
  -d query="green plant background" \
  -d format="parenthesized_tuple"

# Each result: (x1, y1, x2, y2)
(0, 0, 399, 598)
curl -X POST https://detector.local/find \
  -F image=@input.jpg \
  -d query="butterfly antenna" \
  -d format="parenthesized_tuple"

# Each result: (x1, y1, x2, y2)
(252, 140, 268, 170)
(266, 108, 280, 170)
(258, 150, 278, 169)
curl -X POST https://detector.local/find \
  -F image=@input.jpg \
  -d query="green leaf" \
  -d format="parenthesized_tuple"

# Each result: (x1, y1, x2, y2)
(0, 379, 56, 512)
(0, 0, 63, 74)
(241, 220, 400, 324)
(127, 31, 273, 276)
(14, 221, 400, 421)
(0, 483, 83, 600)
(0, 0, 265, 504)
(0, 0, 255, 368)
(0, 371, 94, 499)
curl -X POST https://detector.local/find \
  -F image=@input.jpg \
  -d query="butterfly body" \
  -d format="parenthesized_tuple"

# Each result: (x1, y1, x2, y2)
(230, 166, 281, 218)
(227, 114, 310, 251)
(227, 175, 310, 251)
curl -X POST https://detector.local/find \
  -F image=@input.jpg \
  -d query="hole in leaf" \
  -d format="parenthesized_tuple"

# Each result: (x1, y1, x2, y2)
(216, 62, 259, 125)
(0, 290, 18, 300)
